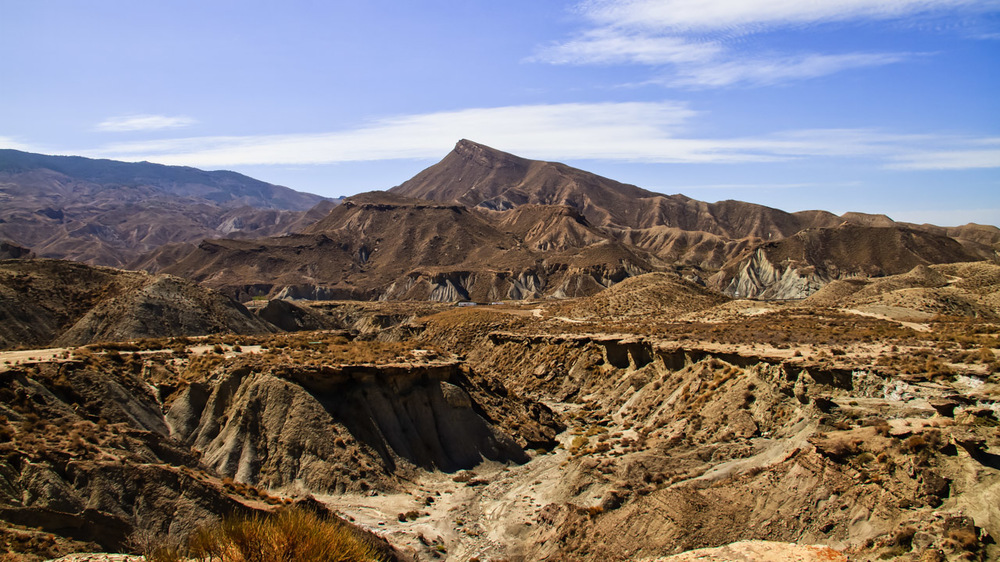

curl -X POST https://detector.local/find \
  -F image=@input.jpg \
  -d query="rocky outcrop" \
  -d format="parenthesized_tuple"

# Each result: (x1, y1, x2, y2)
(0, 361, 262, 554)
(0, 259, 276, 349)
(719, 247, 830, 300)
(0, 241, 33, 260)
(255, 298, 339, 331)
(166, 359, 531, 493)
(712, 224, 985, 300)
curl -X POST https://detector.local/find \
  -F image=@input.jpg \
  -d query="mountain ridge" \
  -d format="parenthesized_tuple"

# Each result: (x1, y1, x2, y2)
(0, 149, 331, 267)
(2, 142, 996, 302)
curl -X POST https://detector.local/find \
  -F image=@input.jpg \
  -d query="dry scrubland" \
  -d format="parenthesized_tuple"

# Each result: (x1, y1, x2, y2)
(0, 265, 998, 561)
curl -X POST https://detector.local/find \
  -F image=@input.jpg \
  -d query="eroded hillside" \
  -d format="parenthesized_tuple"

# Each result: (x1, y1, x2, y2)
(1, 267, 998, 561)
(0, 259, 275, 349)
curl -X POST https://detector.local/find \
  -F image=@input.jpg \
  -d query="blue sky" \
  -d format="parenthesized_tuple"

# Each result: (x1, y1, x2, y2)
(2, 0, 999, 226)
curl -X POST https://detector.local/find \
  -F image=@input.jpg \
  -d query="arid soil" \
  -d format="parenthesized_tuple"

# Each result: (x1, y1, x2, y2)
(0, 266, 997, 561)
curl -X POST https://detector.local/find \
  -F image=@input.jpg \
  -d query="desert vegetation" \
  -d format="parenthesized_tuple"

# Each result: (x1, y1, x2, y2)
(140, 507, 381, 562)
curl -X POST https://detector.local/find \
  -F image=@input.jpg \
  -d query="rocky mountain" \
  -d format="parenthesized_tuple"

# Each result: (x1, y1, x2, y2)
(391, 140, 846, 241)
(806, 261, 1000, 319)
(391, 139, 999, 295)
(0, 259, 275, 349)
(711, 224, 988, 300)
(0, 149, 331, 267)
(3, 143, 995, 303)
(158, 192, 661, 302)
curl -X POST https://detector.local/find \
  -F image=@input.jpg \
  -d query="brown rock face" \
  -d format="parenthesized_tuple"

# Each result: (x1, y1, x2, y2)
(165, 359, 541, 493)
(0, 360, 260, 554)
(711, 224, 986, 299)
(390, 139, 998, 289)
(0, 259, 275, 349)
(160, 192, 662, 302)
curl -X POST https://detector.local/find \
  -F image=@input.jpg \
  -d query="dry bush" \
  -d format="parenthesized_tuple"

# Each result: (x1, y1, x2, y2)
(904, 434, 927, 453)
(177, 507, 379, 562)
(946, 527, 979, 551)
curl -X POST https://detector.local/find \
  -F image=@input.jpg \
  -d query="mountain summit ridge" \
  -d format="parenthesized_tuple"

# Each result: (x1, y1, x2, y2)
(0, 149, 330, 266)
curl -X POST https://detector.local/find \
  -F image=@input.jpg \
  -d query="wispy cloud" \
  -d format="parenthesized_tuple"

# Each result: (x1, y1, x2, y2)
(89, 102, 705, 166)
(886, 137, 1000, 169)
(669, 52, 912, 88)
(579, 0, 996, 32)
(889, 149, 1000, 169)
(95, 114, 197, 132)
(76, 103, 1000, 172)
(529, 29, 719, 66)
(534, 0, 997, 88)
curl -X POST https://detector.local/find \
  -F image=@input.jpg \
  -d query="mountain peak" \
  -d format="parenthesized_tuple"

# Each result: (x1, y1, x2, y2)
(450, 139, 529, 170)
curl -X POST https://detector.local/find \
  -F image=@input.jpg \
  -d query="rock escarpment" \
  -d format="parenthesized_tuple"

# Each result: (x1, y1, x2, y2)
(0, 340, 550, 558)
(0, 360, 261, 556)
(712, 224, 986, 299)
(160, 193, 661, 302)
(166, 358, 548, 494)
(0, 259, 276, 349)
(447, 327, 1000, 561)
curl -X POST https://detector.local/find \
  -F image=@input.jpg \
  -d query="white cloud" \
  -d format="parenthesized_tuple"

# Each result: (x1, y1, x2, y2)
(535, 0, 998, 88)
(889, 149, 1000, 169)
(89, 102, 713, 166)
(673, 181, 862, 190)
(78, 103, 1000, 172)
(96, 114, 197, 132)
(530, 29, 719, 65)
(580, 0, 998, 32)
(670, 52, 912, 88)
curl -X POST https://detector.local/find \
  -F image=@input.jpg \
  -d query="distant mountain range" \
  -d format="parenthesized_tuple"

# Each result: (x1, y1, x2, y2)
(0, 149, 333, 267)
(392, 140, 998, 298)
(2, 141, 997, 301)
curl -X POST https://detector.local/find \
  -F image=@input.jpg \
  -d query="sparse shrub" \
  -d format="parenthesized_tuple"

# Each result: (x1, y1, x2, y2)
(946, 526, 978, 551)
(904, 434, 927, 453)
(185, 506, 377, 562)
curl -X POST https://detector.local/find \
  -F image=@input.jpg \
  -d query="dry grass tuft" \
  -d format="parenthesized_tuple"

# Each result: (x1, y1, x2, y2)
(145, 506, 380, 562)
